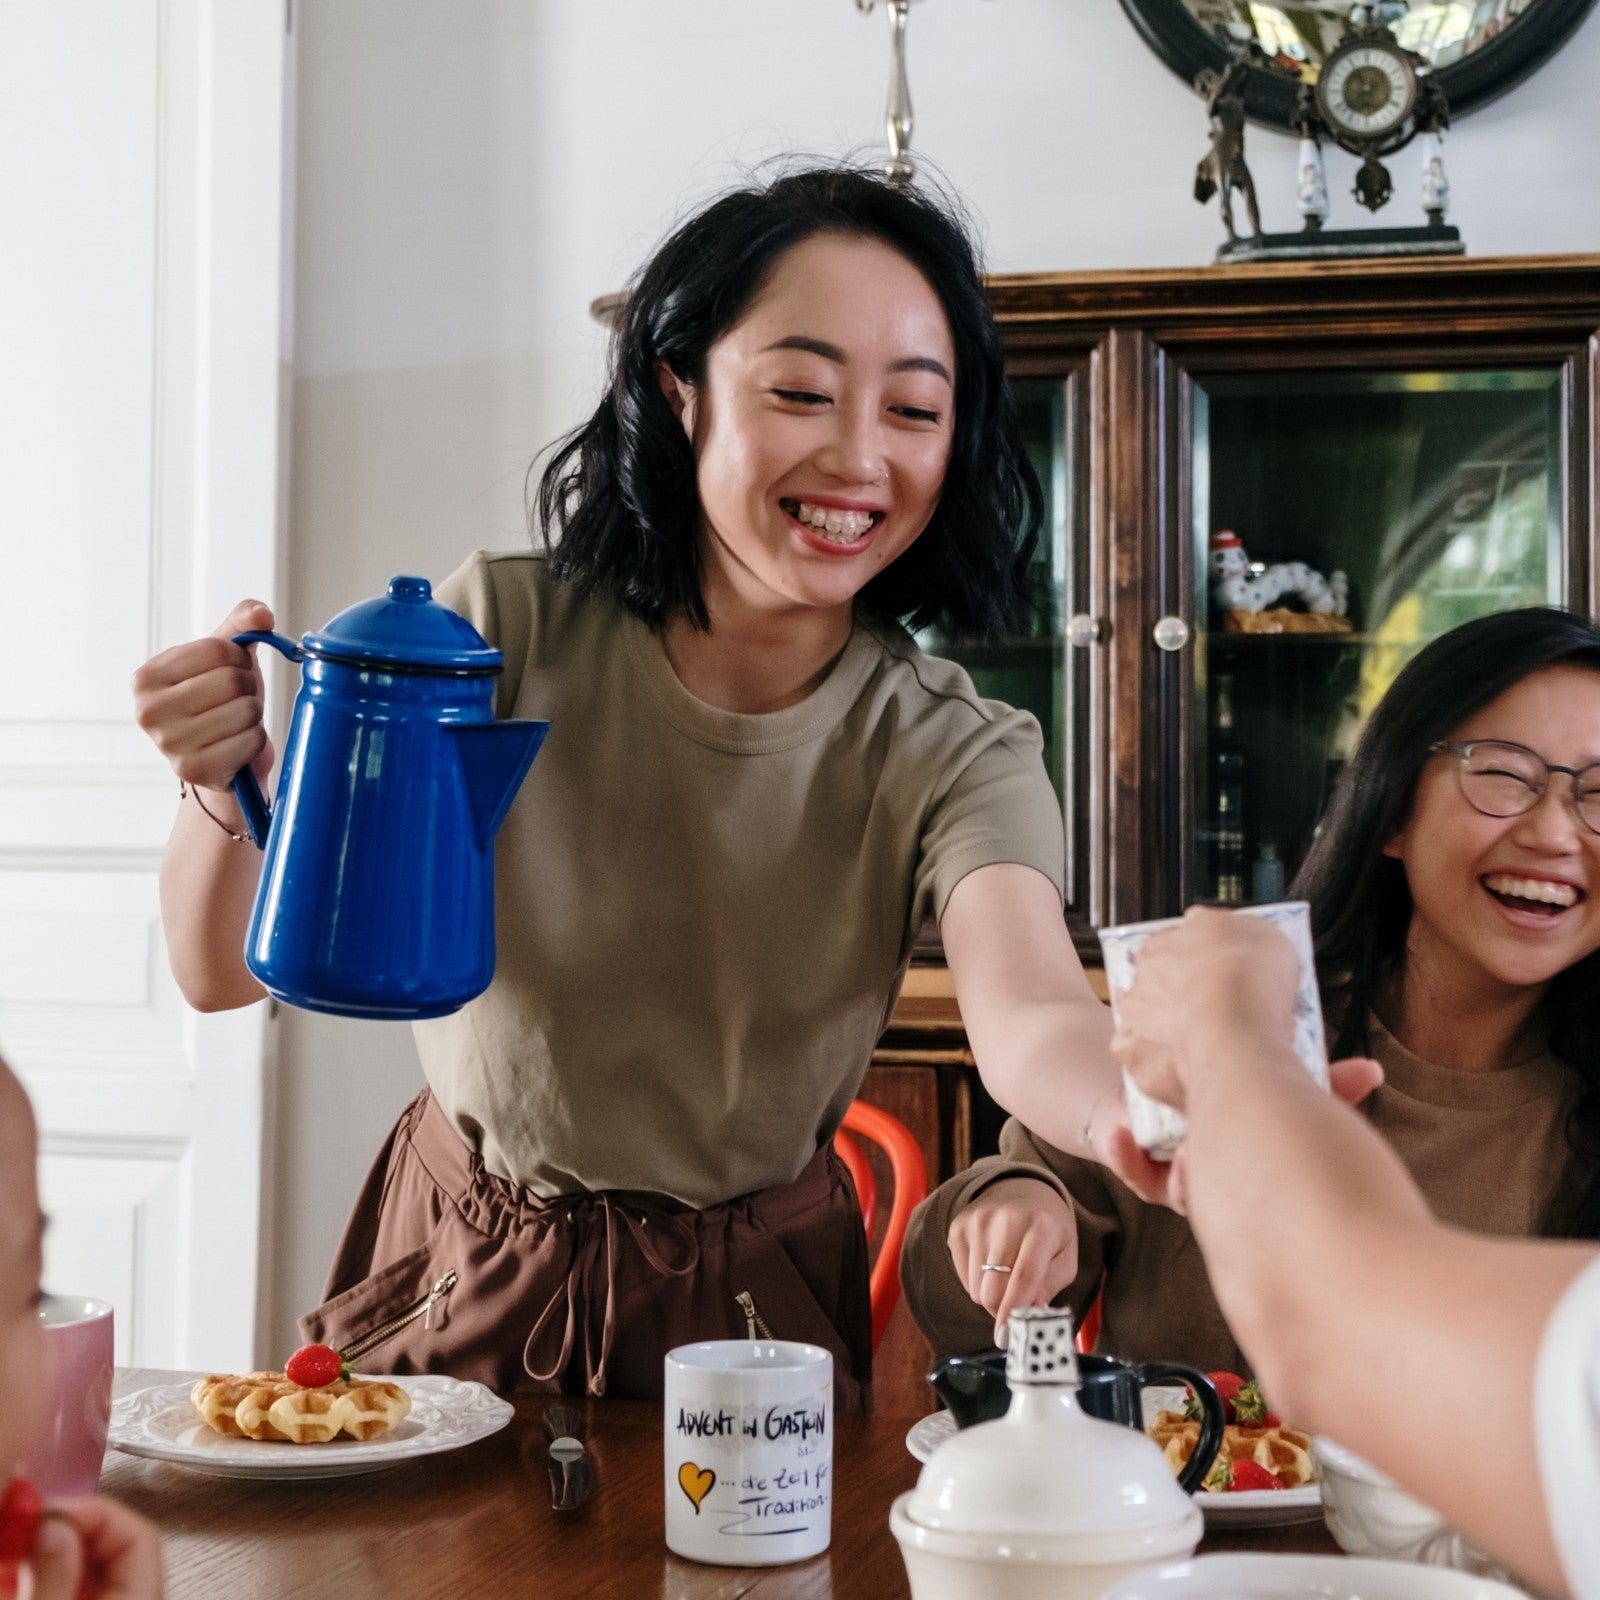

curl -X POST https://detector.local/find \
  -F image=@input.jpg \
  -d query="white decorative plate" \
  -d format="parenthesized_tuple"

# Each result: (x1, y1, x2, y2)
(906, 1406, 1322, 1528)
(1101, 1553, 1532, 1599)
(905, 1409, 957, 1463)
(1193, 1483, 1322, 1526)
(109, 1375, 513, 1480)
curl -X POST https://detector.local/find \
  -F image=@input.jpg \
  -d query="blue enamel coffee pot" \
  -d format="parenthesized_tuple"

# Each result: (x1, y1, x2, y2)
(229, 575, 548, 1020)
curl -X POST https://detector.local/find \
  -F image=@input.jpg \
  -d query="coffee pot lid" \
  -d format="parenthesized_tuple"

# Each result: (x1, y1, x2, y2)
(303, 576, 502, 674)
(905, 1308, 1201, 1550)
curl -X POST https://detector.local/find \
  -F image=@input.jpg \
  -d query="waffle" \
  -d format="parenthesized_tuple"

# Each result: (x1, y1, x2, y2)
(1248, 1425, 1313, 1486)
(335, 1381, 413, 1441)
(1148, 1409, 1315, 1489)
(191, 1371, 411, 1444)
(192, 1374, 299, 1439)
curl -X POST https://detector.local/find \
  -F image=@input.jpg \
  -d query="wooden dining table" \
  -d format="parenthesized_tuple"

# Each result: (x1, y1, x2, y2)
(105, 1368, 1337, 1598)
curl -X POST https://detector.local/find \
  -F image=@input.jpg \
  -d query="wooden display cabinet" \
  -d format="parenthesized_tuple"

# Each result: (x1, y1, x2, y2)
(921, 252, 1600, 953)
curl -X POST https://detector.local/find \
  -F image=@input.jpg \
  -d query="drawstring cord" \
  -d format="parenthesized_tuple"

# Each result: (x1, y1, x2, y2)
(523, 1195, 700, 1396)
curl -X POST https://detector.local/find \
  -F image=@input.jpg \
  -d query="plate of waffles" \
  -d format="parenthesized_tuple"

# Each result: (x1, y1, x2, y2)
(908, 1389, 1323, 1529)
(1144, 1389, 1322, 1528)
(110, 1373, 513, 1480)
(1194, 1483, 1321, 1527)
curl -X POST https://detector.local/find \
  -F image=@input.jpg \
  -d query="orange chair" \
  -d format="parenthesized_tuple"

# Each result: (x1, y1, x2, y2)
(1076, 1282, 1103, 1354)
(833, 1100, 928, 1352)
(832, 1126, 877, 1238)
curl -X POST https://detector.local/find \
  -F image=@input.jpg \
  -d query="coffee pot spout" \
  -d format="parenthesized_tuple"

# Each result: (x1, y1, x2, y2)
(448, 719, 549, 848)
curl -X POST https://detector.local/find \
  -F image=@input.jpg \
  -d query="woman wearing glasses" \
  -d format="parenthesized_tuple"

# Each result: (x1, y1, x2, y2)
(904, 606, 1600, 1364)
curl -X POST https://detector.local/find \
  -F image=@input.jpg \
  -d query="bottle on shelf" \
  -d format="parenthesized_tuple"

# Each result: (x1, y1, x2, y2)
(1251, 840, 1285, 903)
(1210, 674, 1246, 905)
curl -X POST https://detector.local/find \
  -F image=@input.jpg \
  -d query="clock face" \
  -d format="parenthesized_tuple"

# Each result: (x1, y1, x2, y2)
(1317, 42, 1418, 138)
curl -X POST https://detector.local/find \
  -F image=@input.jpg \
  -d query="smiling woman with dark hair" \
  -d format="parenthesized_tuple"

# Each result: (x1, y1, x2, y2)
(905, 606, 1600, 1377)
(541, 165, 1042, 641)
(1300, 607, 1600, 1174)
(132, 161, 1140, 1407)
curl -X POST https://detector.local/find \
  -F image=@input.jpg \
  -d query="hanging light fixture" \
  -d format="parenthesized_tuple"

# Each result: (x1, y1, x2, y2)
(593, 1, 976, 325)
(855, 0, 920, 184)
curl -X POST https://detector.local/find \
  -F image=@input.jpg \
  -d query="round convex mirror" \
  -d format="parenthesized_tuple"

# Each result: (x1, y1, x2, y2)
(1118, 0, 1599, 129)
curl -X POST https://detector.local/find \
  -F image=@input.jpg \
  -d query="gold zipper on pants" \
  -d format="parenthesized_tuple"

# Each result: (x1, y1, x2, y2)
(341, 1269, 458, 1364)
(733, 1290, 774, 1340)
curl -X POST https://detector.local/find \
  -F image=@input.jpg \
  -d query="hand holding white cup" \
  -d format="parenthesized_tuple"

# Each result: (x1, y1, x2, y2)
(1100, 902, 1330, 1156)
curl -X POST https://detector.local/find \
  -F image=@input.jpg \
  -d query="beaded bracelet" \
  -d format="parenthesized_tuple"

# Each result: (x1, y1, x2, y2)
(180, 780, 249, 843)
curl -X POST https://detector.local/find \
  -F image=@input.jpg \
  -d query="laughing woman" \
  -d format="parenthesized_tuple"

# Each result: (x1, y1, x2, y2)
(905, 607, 1600, 1364)
(130, 166, 1149, 1407)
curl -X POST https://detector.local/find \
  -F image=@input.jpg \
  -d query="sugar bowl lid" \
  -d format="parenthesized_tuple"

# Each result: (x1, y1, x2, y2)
(905, 1308, 1201, 1550)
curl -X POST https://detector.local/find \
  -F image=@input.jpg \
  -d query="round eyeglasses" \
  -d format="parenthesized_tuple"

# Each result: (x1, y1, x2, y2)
(1431, 739, 1600, 837)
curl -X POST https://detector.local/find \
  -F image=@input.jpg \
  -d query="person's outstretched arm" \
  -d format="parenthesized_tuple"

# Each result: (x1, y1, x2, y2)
(941, 864, 1177, 1206)
(1114, 909, 1592, 1597)
(132, 600, 274, 1011)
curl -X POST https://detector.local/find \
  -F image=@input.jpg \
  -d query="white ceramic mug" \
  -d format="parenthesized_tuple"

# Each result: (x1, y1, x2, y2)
(21, 1295, 114, 1498)
(663, 1340, 832, 1566)
(1098, 900, 1329, 1158)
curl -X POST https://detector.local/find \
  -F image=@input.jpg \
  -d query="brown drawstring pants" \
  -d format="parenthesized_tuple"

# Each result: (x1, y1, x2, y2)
(299, 1089, 872, 1411)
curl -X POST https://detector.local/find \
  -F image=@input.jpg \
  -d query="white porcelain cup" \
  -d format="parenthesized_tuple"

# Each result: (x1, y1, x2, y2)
(1099, 900, 1329, 1158)
(663, 1340, 832, 1566)
(21, 1295, 114, 1498)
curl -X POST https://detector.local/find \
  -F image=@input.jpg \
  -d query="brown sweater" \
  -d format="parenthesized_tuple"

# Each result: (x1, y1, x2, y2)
(901, 1018, 1596, 1373)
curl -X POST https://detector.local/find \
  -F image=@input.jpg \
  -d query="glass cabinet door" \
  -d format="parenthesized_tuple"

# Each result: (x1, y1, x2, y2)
(917, 372, 1095, 940)
(1187, 366, 1566, 907)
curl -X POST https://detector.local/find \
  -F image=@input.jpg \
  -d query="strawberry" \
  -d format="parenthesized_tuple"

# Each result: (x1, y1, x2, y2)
(1228, 1377, 1280, 1428)
(1227, 1460, 1283, 1492)
(1185, 1371, 1239, 1422)
(0, 1478, 43, 1563)
(285, 1343, 349, 1389)
(1185, 1371, 1280, 1428)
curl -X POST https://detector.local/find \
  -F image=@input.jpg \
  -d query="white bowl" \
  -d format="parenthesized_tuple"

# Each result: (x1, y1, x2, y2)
(1102, 1552, 1533, 1599)
(889, 1491, 1201, 1600)
(1312, 1436, 1512, 1577)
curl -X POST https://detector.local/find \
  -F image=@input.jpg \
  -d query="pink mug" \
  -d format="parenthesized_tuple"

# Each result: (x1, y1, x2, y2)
(21, 1295, 114, 1498)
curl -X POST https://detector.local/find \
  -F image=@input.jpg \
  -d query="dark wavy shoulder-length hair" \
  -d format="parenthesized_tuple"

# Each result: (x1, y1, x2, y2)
(535, 164, 1042, 640)
(1292, 606, 1600, 1238)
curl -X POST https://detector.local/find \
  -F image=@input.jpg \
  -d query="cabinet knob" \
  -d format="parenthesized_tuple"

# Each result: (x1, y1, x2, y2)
(1152, 615, 1191, 652)
(1066, 614, 1105, 648)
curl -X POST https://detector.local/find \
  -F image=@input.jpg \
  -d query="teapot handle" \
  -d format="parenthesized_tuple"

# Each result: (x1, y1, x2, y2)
(1136, 1363, 1225, 1496)
(228, 630, 304, 851)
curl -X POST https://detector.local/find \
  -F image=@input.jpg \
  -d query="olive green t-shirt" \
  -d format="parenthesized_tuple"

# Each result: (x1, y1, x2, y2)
(903, 1017, 1596, 1370)
(413, 551, 1064, 1206)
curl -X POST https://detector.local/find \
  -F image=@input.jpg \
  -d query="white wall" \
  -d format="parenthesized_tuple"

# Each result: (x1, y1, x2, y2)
(265, 0, 1600, 1356)
(1, 0, 285, 1370)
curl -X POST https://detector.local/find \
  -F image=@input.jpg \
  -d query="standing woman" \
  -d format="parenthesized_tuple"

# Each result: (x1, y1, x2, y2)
(132, 166, 1132, 1406)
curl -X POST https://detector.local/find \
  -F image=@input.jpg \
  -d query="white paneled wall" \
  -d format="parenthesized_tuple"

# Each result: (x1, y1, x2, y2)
(0, 0, 287, 1370)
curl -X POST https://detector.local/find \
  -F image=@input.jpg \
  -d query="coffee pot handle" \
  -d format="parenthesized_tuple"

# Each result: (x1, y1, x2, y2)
(1136, 1363, 1225, 1495)
(228, 630, 305, 851)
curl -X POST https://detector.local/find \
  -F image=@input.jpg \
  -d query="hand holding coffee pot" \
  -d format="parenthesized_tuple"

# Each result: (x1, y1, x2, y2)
(135, 576, 549, 1021)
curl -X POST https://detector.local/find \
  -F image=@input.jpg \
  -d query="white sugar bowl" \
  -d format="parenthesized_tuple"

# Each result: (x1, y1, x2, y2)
(1313, 1437, 1513, 1578)
(890, 1308, 1203, 1600)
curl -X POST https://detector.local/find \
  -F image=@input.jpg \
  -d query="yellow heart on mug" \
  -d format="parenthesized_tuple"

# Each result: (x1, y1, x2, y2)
(677, 1461, 716, 1513)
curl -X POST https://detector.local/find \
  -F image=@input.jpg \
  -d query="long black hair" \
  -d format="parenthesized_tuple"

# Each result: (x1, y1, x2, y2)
(535, 164, 1041, 640)
(1293, 606, 1600, 1237)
